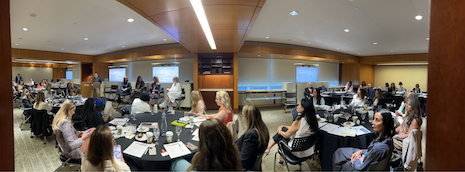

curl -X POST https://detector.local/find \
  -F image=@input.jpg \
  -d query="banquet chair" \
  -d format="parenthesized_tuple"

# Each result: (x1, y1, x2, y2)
(368, 155, 391, 171)
(103, 85, 118, 102)
(20, 107, 32, 131)
(174, 88, 186, 110)
(54, 134, 81, 172)
(284, 92, 297, 113)
(151, 87, 164, 105)
(274, 131, 319, 172)
(226, 115, 239, 143)
(251, 153, 265, 171)
(30, 109, 53, 144)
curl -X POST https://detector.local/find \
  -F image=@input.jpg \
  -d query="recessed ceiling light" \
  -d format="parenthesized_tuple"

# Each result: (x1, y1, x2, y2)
(30, 13, 37, 17)
(289, 11, 299, 16)
(373, 42, 378, 45)
(15, 44, 19, 45)
(358, 53, 360, 54)
(61, 48, 64, 50)
(344, 29, 350, 32)
(22, 28, 28, 31)
(84, 38, 88, 40)
(426, 38, 430, 40)
(302, 32, 305, 34)
(337, 48, 340, 49)
(390, 50, 394, 52)
(306, 42, 311, 44)
(265, 36, 270, 39)
(257, 55, 261, 57)
(163, 39, 167, 41)
(127, 18, 134, 22)
(74, 23, 77, 25)
(122, 46, 125, 48)
(354, 6, 359, 10)
(415, 15, 423, 20)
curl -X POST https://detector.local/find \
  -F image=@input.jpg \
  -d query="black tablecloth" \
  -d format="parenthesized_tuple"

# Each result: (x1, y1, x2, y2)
(315, 109, 377, 171)
(322, 95, 353, 106)
(114, 112, 197, 171)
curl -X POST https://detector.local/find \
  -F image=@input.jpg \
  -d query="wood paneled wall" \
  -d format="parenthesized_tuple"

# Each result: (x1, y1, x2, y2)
(360, 53, 427, 65)
(233, 53, 239, 113)
(426, 0, 465, 170)
(52, 68, 66, 79)
(359, 64, 374, 85)
(11, 48, 94, 63)
(0, 0, 14, 170)
(92, 62, 109, 81)
(94, 44, 191, 63)
(340, 63, 360, 86)
(198, 75, 234, 89)
(81, 63, 93, 83)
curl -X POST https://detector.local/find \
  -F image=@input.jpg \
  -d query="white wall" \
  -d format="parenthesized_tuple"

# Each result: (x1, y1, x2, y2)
(113, 58, 194, 83)
(12, 67, 53, 83)
(238, 58, 339, 88)
(67, 66, 81, 83)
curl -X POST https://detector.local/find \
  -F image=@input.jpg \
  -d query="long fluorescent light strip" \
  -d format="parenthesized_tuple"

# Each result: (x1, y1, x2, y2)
(377, 63, 428, 66)
(190, 0, 217, 50)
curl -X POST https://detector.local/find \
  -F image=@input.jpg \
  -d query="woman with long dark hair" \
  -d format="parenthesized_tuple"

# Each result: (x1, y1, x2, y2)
(171, 118, 241, 171)
(235, 104, 270, 170)
(264, 98, 319, 160)
(131, 76, 145, 101)
(312, 88, 325, 106)
(81, 125, 130, 171)
(81, 98, 109, 128)
(333, 110, 395, 171)
(118, 76, 132, 103)
(350, 87, 366, 106)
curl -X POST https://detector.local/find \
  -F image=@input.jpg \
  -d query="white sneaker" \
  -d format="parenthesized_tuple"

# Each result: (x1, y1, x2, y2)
(159, 102, 166, 108)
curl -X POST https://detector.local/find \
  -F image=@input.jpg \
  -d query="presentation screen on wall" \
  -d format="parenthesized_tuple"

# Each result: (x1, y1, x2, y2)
(66, 71, 73, 80)
(152, 66, 179, 83)
(296, 66, 318, 82)
(109, 68, 126, 82)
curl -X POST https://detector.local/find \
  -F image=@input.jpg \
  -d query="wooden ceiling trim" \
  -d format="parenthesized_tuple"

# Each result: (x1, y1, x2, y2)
(11, 48, 94, 63)
(360, 53, 428, 65)
(95, 45, 191, 63)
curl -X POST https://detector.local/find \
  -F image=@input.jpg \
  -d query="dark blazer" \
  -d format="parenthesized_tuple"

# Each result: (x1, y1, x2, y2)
(235, 129, 266, 170)
(413, 88, 421, 93)
(304, 87, 313, 99)
(83, 111, 106, 128)
(372, 98, 387, 108)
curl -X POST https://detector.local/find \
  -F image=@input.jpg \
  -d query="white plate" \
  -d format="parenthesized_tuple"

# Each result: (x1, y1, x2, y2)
(135, 134, 147, 141)
(342, 121, 355, 127)
(137, 126, 150, 132)
(109, 126, 116, 130)
(318, 118, 327, 122)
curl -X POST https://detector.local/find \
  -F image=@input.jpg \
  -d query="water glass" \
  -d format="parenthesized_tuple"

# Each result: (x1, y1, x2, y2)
(377, 105, 382, 111)
(328, 113, 334, 122)
(175, 126, 182, 142)
(184, 112, 189, 122)
(130, 124, 137, 134)
(360, 113, 366, 124)
(153, 128, 160, 145)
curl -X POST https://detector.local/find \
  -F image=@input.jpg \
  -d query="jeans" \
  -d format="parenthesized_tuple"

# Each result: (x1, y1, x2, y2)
(171, 159, 193, 172)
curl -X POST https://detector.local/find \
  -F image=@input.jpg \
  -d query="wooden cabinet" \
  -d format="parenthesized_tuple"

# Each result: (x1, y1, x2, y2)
(198, 54, 233, 75)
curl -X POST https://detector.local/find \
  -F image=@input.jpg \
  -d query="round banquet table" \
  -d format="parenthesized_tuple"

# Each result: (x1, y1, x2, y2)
(114, 112, 198, 171)
(322, 94, 354, 106)
(315, 109, 377, 171)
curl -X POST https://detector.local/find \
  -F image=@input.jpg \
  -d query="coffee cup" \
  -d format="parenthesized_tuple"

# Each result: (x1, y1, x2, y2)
(368, 111, 374, 122)
(334, 115, 339, 123)
(146, 132, 153, 144)
(352, 116, 358, 123)
(166, 131, 174, 143)
(189, 116, 194, 123)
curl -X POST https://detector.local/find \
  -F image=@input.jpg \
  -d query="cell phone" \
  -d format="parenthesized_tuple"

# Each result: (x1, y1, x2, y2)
(85, 129, 92, 134)
(113, 145, 122, 161)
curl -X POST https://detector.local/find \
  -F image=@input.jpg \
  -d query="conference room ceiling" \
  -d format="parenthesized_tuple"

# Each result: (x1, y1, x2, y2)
(10, 0, 430, 57)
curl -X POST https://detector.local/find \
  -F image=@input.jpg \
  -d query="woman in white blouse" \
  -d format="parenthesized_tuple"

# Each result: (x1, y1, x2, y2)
(350, 87, 366, 106)
(188, 90, 206, 116)
(344, 81, 353, 93)
(159, 76, 182, 110)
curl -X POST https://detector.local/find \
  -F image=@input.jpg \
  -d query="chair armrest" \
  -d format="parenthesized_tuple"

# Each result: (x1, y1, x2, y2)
(278, 140, 292, 153)
(394, 137, 404, 142)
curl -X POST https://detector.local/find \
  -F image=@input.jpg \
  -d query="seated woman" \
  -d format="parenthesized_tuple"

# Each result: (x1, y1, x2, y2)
(201, 91, 233, 125)
(130, 76, 145, 101)
(312, 88, 325, 106)
(131, 93, 151, 114)
(264, 98, 319, 161)
(33, 91, 51, 112)
(371, 89, 387, 109)
(66, 83, 76, 96)
(36, 81, 44, 89)
(396, 92, 414, 116)
(44, 84, 52, 98)
(92, 88, 113, 117)
(350, 87, 366, 107)
(159, 76, 181, 110)
(148, 76, 160, 105)
(28, 78, 34, 86)
(384, 83, 390, 92)
(304, 82, 313, 99)
(333, 110, 395, 171)
(171, 118, 241, 171)
(398, 82, 405, 92)
(389, 82, 397, 94)
(187, 90, 206, 116)
(235, 104, 270, 170)
(118, 76, 132, 103)
(81, 98, 110, 128)
(17, 80, 24, 91)
(345, 81, 353, 93)
(52, 103, 93, 161)
(81, 125, 131, 172)
(413, 83, 421, 93)
(393, 97, 422, 150)
(22, 89, 34, 108)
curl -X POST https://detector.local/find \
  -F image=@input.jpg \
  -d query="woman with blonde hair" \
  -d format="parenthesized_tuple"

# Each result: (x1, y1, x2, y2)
(44, 84, 52, 98)
(187, 90, 205, 116)
(205, 91, 233, 125)
(235, 104, 270, 170)
(159, 76, 181, 110)
(52, 103, 93, 160)
(149, 76, 161, 105)
(171, 118, 241, 171)
(81, 125, 130, 172)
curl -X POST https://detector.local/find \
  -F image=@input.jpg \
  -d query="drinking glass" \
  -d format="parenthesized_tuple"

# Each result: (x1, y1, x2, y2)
(377, 105, 382, 111)
(360, 113, 366, 124)
(130, 124, 137, 135)
(189, 115, 195, 133)
(153, 128, 160, 145)
(131, 111, 137, 121)
(175, 126, 182, 142)
(184, 112, 189, 122)
(123, 115, 129, 123)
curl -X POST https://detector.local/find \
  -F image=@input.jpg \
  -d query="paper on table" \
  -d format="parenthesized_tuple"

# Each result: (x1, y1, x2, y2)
(194, 122, 202, 127)
(104, 101, 112, 115)
(340, 127, 357, 137)
(109, 118, 128, 126)
(318, 122, 328, 128)
(123, 141, 149, 158)
(352, 126, 371, 136)
(192, 128, 199, 136)
(193, 117, 206, 123)
(163, 141, 191, 159)
(331, 127, 343, 135)
(192, 135, 199, 141)
(320, 123, 339, 133)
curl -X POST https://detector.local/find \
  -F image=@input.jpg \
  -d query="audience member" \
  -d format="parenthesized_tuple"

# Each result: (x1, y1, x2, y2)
(366, 83, 375, 103)
(236, 104, 270, 170)
(117, 76, 132, 103)
(361, 81, 367, 88)
(398, 82, 405, 92)
(33, 91, 51, 112)
(264, 98, 318, 162)
(204, 91, 233, 125)
(81, 125, 131, 172)
(396, 92, 415, 116)
(149, 76, 160, 105)
(413, 84, 421, 93)
(345, 81, 353, 93)
(131, 76, 145, 101)
(21, 89, 34, 108)
(171, 118, 241, 171)
(333, 110, 394, 171)
(187, 90, 206, 117)
(131, 92, 151, 114)
(15, 73, 22, 84)
(36, 81, 44, 89)
(52, 103, 92, 161)
(28, 78, 34, 86)
(312, 88, 325, 106)
(44, 84, 52, 98)
(66, 83, 76, 96)
(159, 76, 181, 110)
(81, 98, 110, 128)
(321, 84, 327, 92)
(384, 83, 389, 92)
(371, 89, 387, 109)
(304, 82, 313, 99)
(389, 83, 396, 94)
(17, 80, 24, 91)
(350, 87, 366, 106)
(393, 97, 422, 150)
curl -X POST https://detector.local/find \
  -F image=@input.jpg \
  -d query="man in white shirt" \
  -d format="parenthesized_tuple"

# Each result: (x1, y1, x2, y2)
(131, 93, 151, 114)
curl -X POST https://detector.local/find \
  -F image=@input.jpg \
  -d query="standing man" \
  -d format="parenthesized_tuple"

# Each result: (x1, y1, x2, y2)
(93, 73, 102, 84)
(15, 73, 22, 84)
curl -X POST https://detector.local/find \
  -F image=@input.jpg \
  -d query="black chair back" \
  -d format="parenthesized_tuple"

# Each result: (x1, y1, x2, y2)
(251, 153, 264, 171)
(31, 109, 52, 136)
(285, 92, 296, 98)
(111, 85, 118, 90)
(289, 131, 319, 152)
